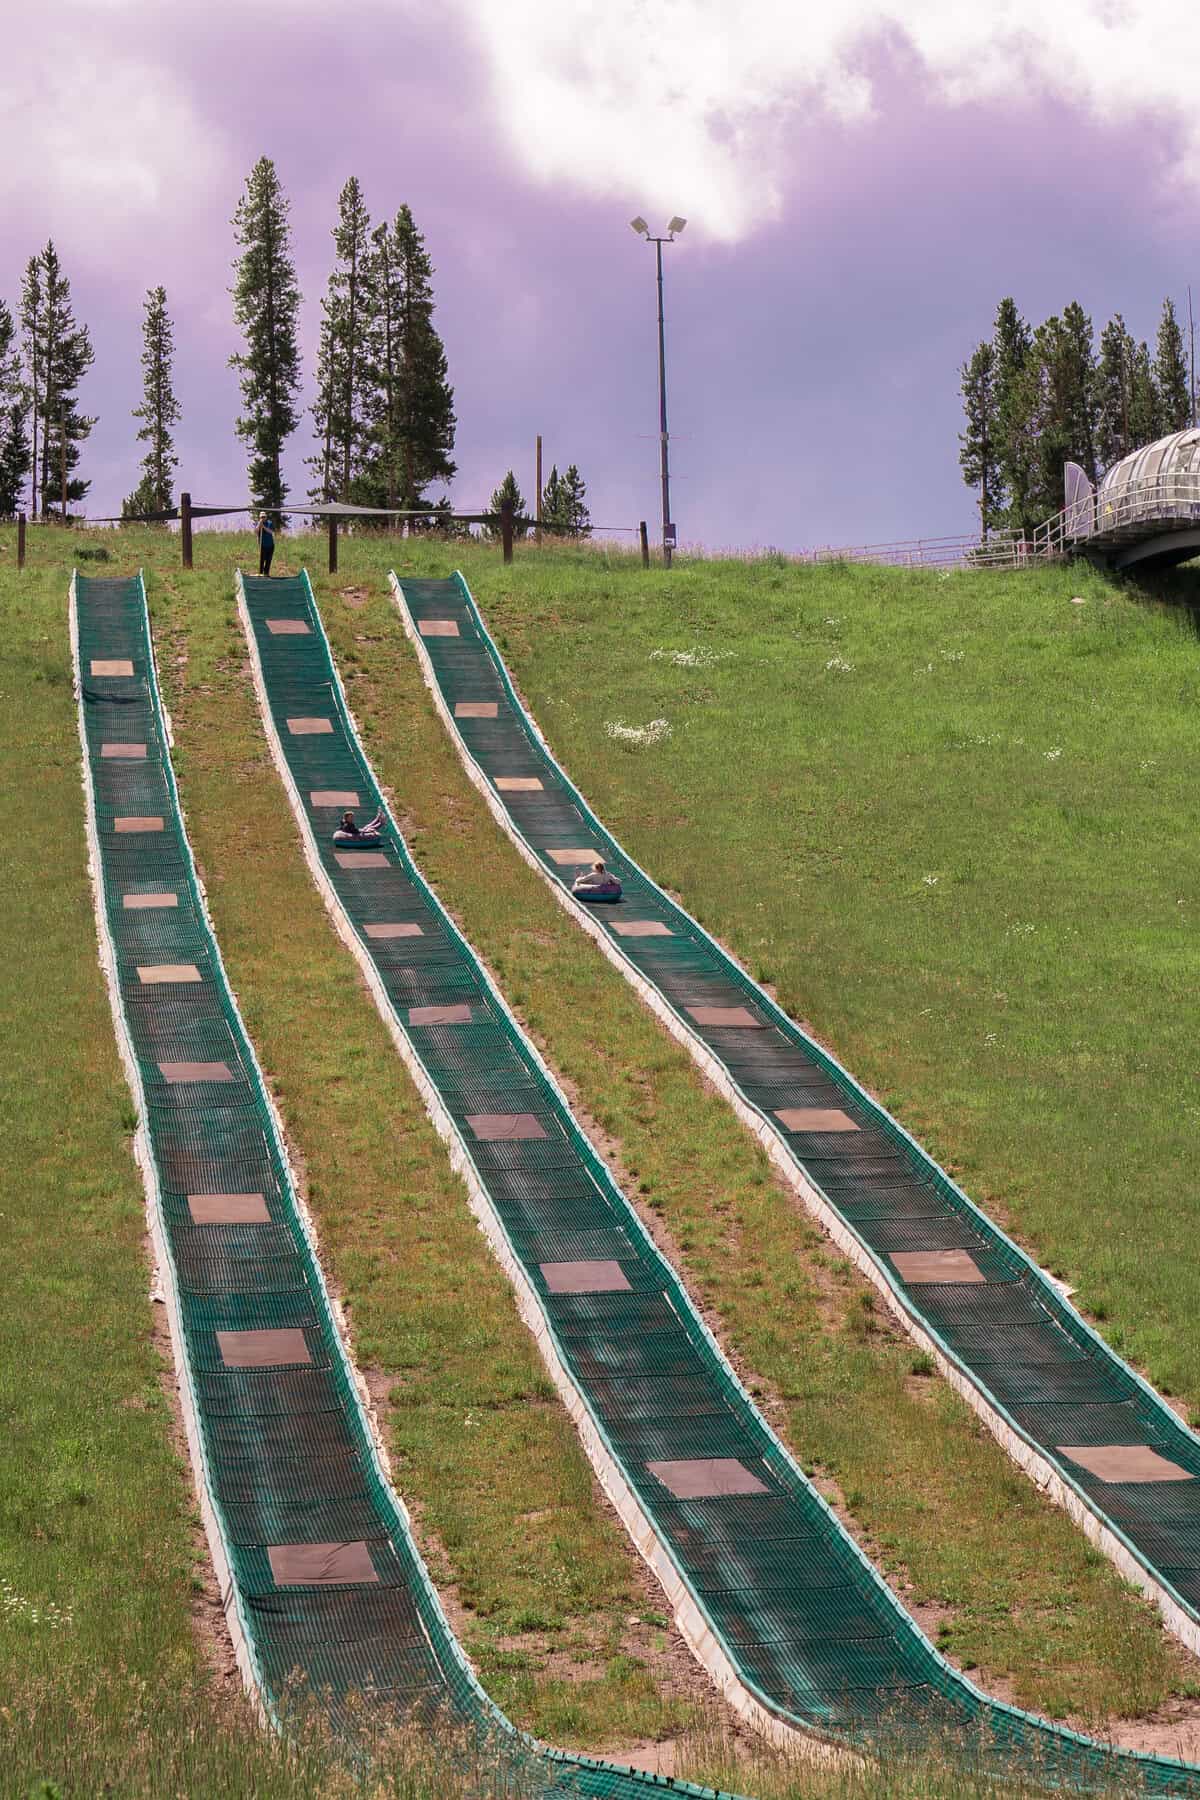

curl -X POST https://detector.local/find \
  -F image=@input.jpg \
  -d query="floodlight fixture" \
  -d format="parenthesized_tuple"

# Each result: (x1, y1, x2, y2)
(630, 216, 649, 236)
(668, 216, 687, 236)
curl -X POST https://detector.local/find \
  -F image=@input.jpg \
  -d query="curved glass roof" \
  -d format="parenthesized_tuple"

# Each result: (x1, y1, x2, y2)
(1099, 428, 1200, 496)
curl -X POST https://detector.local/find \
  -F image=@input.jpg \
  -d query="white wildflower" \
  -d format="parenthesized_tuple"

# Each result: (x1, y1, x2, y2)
(984, 1032, 998, 1046)
(0, 1579, 72, 1630)
(825, 655, 854, 673)
(923, 874, 939, 887)
(940, 650, 965, 662)
(604, 717, 672, 746)
(648, 646, 730, 668)
(1044, 747, 1062, 761)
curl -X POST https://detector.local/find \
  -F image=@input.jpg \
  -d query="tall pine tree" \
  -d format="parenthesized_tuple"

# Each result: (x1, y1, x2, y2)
(1096, 315, 1135, 470)
(1014, 306, 1099, 519)
(123, 286, 180, 519)
(1128, 340, 1162, 446)
(308, 178, 374, 503)
(27, 243, 95, 519)
(363, 206, 456, 513)
(19, 257, 42, 517)
(958, 340, 1003, 536)
(231, 157, 303, 513)
(1154, 298, 1190, 433)
(1057, 301, 1099, 483)
(541, 463, 591, 536)
(993, 297, 1037, 534)
(307, 301, 345, 505)
(487, 470, 527, 539)
(0, 300, 30, 517)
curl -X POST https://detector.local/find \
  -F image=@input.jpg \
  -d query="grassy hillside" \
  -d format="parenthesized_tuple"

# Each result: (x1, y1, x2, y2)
(464, 548, 1200, 1414)
(4, 518, 1200, 1793)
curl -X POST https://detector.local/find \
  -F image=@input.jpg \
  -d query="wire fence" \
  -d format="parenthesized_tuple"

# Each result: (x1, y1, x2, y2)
(796, 530, 1036, 571)
(4, 495, 646, 571)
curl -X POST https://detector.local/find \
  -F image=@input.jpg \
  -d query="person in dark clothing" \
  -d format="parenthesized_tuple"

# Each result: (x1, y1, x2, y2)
(256, 514, 276, 576)
(333, 807, 385, 844)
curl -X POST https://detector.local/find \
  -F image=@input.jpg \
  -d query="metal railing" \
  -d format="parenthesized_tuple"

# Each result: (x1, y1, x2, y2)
(1033, 472, 1200, 558)
(800, 529, 1034, 570)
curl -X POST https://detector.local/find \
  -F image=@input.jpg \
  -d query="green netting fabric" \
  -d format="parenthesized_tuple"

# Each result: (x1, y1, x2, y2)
(243, 569, 1200, 1793)
(395, 570, 1200, 1647)
(74, 573, 712, 1800)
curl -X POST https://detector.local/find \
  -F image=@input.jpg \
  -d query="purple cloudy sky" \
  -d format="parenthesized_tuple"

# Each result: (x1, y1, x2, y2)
(3, 1, 1197, 549)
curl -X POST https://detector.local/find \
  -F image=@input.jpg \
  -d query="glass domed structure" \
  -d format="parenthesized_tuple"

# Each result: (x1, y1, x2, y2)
(1098, 427, 1200, 503)
(1043, 428, 1200, 569)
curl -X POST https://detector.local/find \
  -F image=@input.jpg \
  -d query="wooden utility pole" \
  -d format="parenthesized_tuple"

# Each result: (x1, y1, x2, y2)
(500, 497, 514, 565)
(60, 407, 67, 522)
(327, 512, 338, 574)
(1189, 286, 1197, 428)
(639, 520, 650, 568)
(180, 491, 193, 569)
(17, 512, 26, 570)
(535, 435, 542, 545)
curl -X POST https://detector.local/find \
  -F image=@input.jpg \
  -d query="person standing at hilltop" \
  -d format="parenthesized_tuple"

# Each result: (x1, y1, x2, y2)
(256, 513, 276, 576)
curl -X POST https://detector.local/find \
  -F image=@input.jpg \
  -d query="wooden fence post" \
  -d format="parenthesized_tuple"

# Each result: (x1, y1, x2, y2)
(17, 512, 26, 570)
(501, 498, 514, 566)
(639, 520, 650, 568)
(328, 512, 338, 575)
(180, 492, 193, 570)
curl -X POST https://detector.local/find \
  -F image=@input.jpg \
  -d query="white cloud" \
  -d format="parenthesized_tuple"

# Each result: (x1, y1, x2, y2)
(0, 23, 229, 264)
(459, 0, 1196, 240)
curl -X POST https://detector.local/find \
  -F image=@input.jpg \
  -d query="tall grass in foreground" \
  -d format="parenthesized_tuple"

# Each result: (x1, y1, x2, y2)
(4, 1683, 1151, 1800)
(4, 1680, 542, 1799)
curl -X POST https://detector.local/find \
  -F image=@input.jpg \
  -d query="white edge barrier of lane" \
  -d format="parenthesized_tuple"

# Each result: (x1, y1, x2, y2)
(75, 569, 522, 1770)
(388, 567, 1200, 1669)
(72, 570, 265, 1720)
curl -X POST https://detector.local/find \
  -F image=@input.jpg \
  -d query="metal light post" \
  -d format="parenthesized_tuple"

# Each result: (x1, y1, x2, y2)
(630, 215, 686, 566)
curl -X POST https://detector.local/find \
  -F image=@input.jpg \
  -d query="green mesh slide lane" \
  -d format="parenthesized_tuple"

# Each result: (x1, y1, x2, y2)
(392, 569, 1200, 1673)
(242, 569, 1200, 1794)
(73, 572, 712, 1800)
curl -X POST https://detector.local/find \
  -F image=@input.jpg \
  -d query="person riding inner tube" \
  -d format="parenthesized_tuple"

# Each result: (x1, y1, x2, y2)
(572, 859, 622, 901)
(333, 807, 385, 845)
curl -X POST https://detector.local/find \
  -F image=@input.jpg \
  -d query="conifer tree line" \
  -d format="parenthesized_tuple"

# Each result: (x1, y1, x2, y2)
(302, 173, 457, 519)
(960, 295, 1195, 536)
(0, 241, 96, 518)
(0, 241, 180, 523)
(486, 464, 592, 539)
(0, 156, 591, 529)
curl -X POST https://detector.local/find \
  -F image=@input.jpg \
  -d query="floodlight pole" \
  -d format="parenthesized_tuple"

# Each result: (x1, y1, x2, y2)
(632, 217, 684, 568)
(653, 236, 673, 568)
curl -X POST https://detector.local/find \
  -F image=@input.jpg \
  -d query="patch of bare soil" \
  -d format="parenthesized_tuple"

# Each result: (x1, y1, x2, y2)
(1090, 1700, 1200, 1762)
